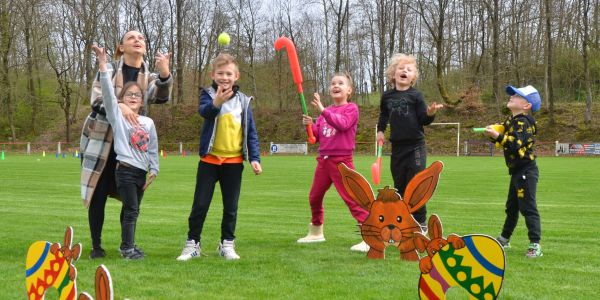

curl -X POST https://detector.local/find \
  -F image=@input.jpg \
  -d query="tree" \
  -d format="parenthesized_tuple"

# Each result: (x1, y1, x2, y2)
(18, 0, 40, 135)
(0, 0, 17, 141)
(482, 0, 501, 108)
(46, 2, 78, 142)
(330, 0, 350, 72)
(416, 0, 459, 106)
(174, 0, 188, 104)
(581, 0, 593, 123)
(544, 0, 555, 124)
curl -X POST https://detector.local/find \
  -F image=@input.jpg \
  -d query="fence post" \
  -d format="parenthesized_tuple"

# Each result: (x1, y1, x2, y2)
(456, 123, 461, 156)
(27, 142, 31, 155)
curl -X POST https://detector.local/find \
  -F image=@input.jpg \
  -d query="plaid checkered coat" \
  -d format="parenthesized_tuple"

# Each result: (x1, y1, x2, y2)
(80, 58, 172, 207)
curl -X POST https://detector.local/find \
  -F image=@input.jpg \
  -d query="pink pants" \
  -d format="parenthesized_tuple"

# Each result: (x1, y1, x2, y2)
(308, 155, 369, 225)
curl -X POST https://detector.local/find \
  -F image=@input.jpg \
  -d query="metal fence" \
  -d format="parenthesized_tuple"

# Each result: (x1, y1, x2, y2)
(0, 139, 583, 158)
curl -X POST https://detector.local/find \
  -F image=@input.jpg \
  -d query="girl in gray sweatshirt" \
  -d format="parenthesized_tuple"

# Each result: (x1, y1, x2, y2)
(94, 45, 159, 259)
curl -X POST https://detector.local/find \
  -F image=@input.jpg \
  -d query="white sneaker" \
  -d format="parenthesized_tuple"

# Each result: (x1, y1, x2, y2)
(218, 240, 240, 260)
(176, 239, 200, 261)
(350, 240, 370, 252)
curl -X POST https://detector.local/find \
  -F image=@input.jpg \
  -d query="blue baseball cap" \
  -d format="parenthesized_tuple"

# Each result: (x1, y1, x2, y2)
(506, 85, 542, 112)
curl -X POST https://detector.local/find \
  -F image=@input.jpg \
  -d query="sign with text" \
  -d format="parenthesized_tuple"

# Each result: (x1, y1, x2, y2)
(269, 142, 308, 155)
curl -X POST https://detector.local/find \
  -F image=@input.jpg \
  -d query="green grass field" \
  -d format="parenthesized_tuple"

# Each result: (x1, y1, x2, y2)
(1, 154, 599, 299)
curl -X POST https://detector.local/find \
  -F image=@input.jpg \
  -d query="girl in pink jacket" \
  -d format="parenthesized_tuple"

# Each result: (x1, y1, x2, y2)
(297, 72, 369, 252)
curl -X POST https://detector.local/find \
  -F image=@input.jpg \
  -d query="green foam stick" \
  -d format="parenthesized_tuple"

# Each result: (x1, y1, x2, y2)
(473, 128, 486, 132)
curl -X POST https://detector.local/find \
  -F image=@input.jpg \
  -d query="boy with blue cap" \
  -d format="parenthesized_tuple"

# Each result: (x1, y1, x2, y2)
(484, 85, 543, 258)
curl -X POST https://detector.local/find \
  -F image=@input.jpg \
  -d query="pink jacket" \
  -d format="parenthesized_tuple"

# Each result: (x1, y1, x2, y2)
(313, 102, 358, 156)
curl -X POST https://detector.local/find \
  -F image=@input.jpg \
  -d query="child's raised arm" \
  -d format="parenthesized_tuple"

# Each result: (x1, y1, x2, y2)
(92, 45, 108, 73)
(91, 45, 119, 124)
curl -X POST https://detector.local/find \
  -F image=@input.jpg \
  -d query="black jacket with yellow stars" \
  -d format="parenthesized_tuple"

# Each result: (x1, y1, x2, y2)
(491, 113, 537, 174)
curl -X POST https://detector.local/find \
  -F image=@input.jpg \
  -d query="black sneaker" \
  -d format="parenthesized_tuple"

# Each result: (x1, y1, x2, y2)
(133, 245, 144, 255)
(120, 247, 144, 260)
(496, 236, 511, 249)
(89, 247, 106, 259)
(419, 222, 428, 235)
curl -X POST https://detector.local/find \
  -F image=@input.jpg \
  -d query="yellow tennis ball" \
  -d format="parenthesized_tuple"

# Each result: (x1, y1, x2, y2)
(218, 32, 231, 46)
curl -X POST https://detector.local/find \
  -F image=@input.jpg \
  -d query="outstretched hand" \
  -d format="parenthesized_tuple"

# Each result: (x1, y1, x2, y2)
(155, 51, 171, 78)
(92, 45, 108, 72)
(311, 93, 325, 112)
(427, 102, 444, 116)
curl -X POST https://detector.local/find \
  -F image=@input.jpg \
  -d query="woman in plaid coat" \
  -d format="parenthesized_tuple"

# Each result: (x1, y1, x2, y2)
(80, 30, 172, 259)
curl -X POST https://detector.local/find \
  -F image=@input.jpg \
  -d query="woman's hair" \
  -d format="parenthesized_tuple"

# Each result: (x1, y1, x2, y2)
(114, 30, 144, 60)
(386, 53, 419, 85)
(211, 53, 239, 72)
(331, 71, 354, 101)
(117, 82, 144, 103)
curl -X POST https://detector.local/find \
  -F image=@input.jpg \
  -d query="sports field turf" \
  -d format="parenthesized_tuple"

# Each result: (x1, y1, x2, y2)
(1, 154, 599, 299)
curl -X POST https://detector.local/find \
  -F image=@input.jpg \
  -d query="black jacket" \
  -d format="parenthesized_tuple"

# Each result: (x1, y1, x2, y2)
(493, 113, 537, 174)
(377, 87, 434, 144)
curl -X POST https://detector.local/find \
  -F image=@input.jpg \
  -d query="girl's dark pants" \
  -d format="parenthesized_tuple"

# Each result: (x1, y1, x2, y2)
(501, 163, 541, 243)
(187, 161, 243, 244)
(115, 162, 147, 250)
(390, 142, 428, 224)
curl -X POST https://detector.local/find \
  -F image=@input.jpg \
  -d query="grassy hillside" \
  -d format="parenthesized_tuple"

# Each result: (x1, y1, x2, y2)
(147, 101, 600, 156)
(15, 100, 600, 157)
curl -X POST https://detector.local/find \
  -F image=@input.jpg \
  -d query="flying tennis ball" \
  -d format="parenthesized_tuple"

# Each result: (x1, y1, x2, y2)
(218, 32, 231, 46)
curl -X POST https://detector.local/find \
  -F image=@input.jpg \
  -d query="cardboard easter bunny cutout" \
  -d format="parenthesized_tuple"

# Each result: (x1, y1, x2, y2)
(413, 214, 465, 274)
(338, 161, 443, 260)
(25, 226, 115, 300)
(413, 215, 506, 299)
(25, 226, 82, 300)
(78, 265, 114, 300)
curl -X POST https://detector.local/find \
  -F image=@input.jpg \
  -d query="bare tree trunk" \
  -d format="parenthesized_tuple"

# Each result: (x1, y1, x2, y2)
(417, 0, 457, 106)
(176, 0, 186, 104)
(376, 0, 388, 93)
(363, 1, 378, 93)
(545, 0, 555, 124)
(388, 0, 397, 57)
(491, 0, 501, 108)
(0, 0, 17, 141)
(472, 3, 486, 84)
(46, 3, 75, 143)
(76, 0, 99, 124)
(22, 2, 37, 135)
(47, 48, 74, 143)
(332, 0, 349, 72)
(582, 0, 593, 123)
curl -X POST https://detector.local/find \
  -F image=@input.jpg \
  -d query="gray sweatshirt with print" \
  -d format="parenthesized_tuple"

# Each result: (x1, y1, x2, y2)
(100, 72, 159, 175)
